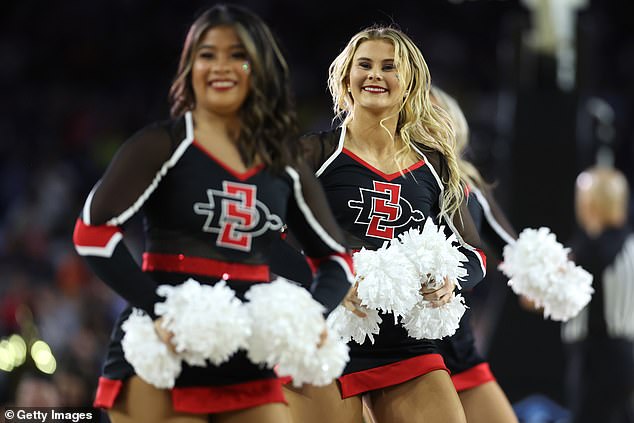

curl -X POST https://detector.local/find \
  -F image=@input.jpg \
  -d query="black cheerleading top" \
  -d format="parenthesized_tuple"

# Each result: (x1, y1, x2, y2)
(439, 182, 518, 383)
(465, 184, 517, 263)
(302, 127, 487, 290)
(72, 112, 354, 317)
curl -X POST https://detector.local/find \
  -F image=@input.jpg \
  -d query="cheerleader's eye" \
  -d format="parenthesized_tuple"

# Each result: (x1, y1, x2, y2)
(231, 50, 248, 60)
(199, 51, 215, 60)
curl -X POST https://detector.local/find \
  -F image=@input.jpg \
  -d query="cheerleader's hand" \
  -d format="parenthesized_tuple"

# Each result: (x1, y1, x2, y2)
(421, 276, 455, 308)
(342, 280, 367, 318)
(153, 317, 177, 353)
(518, 295, 543, 314)
(317, 327, 328, 349)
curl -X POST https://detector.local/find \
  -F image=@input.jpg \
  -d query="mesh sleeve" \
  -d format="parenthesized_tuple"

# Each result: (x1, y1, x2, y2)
(283, 162, 354, 315)
(73, 124, 175, 316)
(473, 186, 518, 260)
(426, 150, 487, 290)
(298, 130, 340, 173)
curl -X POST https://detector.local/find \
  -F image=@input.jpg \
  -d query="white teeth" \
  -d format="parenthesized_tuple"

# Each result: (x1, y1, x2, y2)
(363, 87, 387, 93)
(210, 81, 236, 88)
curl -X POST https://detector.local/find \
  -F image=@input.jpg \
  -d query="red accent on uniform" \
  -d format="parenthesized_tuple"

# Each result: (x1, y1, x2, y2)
(93, 376, 287, 413)
(464, 184, 471, 196)
(475, 248, 487, 269)
(278, 376, 293, 385)
(73, 219, 121, 247)
(338, 354, 448, 398)
(142, 252, 270, 281)
(451, 362, 496, 392)
(306, 252, 354, 276)
(193, 140, 265, 181)
(218, 182, 257, 249)
(273, 364, 293, 385)
(172, 378, 287, 414)
(93, 377, 123, 408)
(342, 148, 425, 181)
(372, 182, 401, 221)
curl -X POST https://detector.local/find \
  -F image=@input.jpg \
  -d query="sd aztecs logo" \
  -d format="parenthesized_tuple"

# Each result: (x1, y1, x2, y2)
(348, 181, 424, 240)
(193, 181, 283, 251)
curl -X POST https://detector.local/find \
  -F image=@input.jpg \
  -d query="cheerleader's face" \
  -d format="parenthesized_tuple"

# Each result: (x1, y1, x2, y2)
(191, 25, 251, 116)
(347, 40, 404, 115)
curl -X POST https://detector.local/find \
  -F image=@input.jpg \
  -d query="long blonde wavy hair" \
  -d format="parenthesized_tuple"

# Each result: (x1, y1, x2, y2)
(328, 26, 464, 218)
(430, 86, 487, 191)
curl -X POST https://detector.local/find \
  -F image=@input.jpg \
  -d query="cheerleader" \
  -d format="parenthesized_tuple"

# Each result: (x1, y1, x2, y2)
(283, 26, 486, 423)
(430, 87, 519, 423)
(72, 5, 353, 423)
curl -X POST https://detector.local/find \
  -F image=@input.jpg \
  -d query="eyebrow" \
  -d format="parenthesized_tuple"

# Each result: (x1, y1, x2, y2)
(356, 57, 394, 62)
(197, 43, 245, 50)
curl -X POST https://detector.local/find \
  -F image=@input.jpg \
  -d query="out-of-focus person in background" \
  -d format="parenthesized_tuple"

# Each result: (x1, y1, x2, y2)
(72, 4, 353, 423)
(431, 86, 519, 423)
(562, 166, 634, 423)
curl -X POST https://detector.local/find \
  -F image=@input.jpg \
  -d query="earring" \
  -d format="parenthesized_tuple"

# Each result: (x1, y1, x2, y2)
(347, 86, 352, 92)
(242, 61, 250, 73)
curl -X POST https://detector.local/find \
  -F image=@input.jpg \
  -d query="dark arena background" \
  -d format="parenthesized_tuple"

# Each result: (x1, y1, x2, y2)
(1, 0, 632, 421)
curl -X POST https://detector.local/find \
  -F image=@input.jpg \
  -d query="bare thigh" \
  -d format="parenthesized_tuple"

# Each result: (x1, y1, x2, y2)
(458, 381, 518, 423)
(212, 403, 292, 423)
(108, 376, 208, 423)
(284, 382, 363, 423)
(370, 370, 466, 423)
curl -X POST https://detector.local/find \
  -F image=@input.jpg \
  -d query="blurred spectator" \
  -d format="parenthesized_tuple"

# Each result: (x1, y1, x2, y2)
(562, 166, 634, 423)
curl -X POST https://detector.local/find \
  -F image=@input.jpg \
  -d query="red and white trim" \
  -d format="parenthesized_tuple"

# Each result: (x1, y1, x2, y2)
(193, 140, 265, 181)
(285, 166, 346, 254)
(73, 219, 123, 258)
(93, 377, 123, 408)
(342, 147, 425, 182)
(142, 252, 271, 281)
(172, 378, 287, 414)
(338, 353, 448, 398)
(451, 362, 496, 392)
(93, 376, 287, 414)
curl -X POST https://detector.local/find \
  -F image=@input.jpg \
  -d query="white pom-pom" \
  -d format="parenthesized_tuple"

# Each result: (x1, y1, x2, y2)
(355, 244, 420, 318)
(542, 262, 594, 321)
(155, 279, 251, 366)
(500, 227, 570, 302)
(245, 278, 348, 386)
(397, 219, 468, 288)
(402, 294, 467, 339)
(327, 305, 382, 345)
(499, 227, 593, 321)
(121, 309, 181, 389)
(277, 328, 350, 387)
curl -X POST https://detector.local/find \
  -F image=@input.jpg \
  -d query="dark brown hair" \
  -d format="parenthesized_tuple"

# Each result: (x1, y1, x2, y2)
(169, 4, 298, 171)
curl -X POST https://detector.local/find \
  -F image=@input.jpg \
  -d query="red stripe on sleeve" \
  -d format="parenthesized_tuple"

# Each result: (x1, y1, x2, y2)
(475, 248, 487, 269)
(73, 218, 122, 248)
